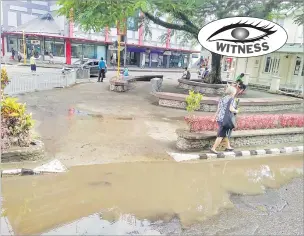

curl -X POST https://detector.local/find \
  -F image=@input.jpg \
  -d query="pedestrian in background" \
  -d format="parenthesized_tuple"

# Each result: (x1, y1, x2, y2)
(98, 57, 107, 82)
(30, 54, 37, 74)
(11, 48, 15, 60)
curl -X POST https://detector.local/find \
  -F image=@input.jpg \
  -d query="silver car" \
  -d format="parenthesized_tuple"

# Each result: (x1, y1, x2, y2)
(62, 59, 100, 77)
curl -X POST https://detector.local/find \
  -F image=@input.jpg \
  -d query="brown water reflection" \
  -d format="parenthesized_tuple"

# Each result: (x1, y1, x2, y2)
(2, 154, 303, 235)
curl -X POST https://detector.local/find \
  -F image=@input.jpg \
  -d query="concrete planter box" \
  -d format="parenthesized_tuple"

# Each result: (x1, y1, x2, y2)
(1, 140, 45, 162)
(176, 127, 304, 151)
(178, 79, 226, 95)
(154, 92, 303, 113)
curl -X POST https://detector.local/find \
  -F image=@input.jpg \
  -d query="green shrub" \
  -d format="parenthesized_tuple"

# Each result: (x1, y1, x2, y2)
(1, 97, 35, 147)
(186, 90, 203, 112)
(1, 69, 35, 150)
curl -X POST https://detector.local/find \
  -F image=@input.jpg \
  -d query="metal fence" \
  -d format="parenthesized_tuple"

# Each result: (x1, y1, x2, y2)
(4, 70, 77, 96)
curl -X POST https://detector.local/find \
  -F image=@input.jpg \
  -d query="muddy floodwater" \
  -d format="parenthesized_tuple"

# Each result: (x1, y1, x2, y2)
(2, 154, 303, 235)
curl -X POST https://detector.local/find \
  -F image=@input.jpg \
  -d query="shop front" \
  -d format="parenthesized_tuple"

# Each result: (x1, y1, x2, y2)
(71, 40, 107, 62)
(169, 52, 190, 68)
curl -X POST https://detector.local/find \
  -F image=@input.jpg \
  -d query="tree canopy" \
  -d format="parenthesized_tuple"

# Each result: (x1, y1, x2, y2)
(57, 0, 302, 83)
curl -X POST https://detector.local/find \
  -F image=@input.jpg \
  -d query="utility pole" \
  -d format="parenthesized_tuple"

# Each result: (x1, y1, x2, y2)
(123, 35, 127, 67)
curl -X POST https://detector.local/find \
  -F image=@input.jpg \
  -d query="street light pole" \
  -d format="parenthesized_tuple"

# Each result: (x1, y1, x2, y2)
(123, 35, 127, 67)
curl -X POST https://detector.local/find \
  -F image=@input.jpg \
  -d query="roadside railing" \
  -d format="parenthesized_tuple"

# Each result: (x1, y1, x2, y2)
(4, 70, 77, 96)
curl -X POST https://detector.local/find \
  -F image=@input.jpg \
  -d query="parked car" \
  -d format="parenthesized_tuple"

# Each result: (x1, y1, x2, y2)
(62, 59, 100, 76)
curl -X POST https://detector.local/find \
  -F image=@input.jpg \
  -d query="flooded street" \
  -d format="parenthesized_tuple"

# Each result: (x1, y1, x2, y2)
(2, 154, 303, 235)
(2, 80, 303, 235)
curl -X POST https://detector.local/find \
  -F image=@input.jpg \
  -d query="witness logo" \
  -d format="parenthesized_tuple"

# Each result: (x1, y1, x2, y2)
(198, 17, 288, 57)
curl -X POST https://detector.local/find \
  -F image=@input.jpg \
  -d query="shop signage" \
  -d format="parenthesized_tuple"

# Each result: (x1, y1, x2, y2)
(31, 40, 40, 45)
(109, 45, 125, 51)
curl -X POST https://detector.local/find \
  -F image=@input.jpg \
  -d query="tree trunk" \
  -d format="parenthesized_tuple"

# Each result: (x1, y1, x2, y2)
(205, 52, 222, 84)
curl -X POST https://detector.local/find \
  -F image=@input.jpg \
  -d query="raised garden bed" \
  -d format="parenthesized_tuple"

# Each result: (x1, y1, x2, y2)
(154, 92, 303, 112)
(178, 79, 226, 95)
(185, 114, 304, 132)
(110, 75, 164, 92)
(1, 140, 45, 162)
(176, 127, 304, 151)
(109, 76, 136, 92)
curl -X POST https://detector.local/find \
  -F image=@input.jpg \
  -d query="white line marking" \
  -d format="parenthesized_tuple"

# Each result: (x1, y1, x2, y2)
(222, 152, 236, 157)
(206, 153, 217, 159)
(256, 150, 266, 155)
(167, 152, 200, 162)
(241, 150, 251, 156)
(284, 147, 293, 153)
(2, 169, 22, 175)
(269, 148, 280, 154)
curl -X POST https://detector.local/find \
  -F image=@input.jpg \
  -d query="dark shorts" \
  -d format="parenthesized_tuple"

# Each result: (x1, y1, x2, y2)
(217, 122, 232, 138)
(31, 64, 36, 71)
(240, 84, 246, 90)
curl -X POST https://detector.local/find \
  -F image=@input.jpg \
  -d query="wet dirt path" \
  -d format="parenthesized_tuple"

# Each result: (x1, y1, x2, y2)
(2, 154, 303, 235)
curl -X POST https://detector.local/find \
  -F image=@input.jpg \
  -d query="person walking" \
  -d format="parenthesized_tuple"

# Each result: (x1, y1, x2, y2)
(11, 48, 15, 60)
(30, 54, 37, 74)
(210, 86, 239, 154)
(98, 57, 107, 82)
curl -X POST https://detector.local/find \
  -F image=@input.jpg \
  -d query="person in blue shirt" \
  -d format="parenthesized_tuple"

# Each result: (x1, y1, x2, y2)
(98, 57, 107, 82)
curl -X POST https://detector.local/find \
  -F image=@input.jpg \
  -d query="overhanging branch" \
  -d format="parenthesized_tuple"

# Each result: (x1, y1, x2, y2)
(142, 11, 198, 36)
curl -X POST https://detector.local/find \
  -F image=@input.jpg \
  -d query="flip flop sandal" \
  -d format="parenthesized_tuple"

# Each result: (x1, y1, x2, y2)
(225, 148, 234, 151)
(209, 149, 218, 154)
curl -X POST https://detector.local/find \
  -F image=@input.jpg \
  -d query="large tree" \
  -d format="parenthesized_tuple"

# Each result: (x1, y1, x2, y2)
(57, 0, 300, 84)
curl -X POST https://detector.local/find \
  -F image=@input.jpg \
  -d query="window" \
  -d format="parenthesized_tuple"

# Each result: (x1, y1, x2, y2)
(264, 56, 271, 73)
(83, 44, 95, 59)
(8, 36, 17, 52)
(44, 40, 54, 55)
(53, 40, 64, 57)
(275, 59, 280, 74)
(294, 57, 301, 75)
(71, 43, 83, 58)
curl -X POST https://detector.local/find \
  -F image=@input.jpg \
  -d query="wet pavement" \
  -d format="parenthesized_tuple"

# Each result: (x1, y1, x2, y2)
(1, 154, 303, 235)
(1, 73, 303, 235)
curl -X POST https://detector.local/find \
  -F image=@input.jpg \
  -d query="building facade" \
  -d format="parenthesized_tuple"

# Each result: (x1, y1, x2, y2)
(222, 9, 304, 90)
(1, 0, 200, 67)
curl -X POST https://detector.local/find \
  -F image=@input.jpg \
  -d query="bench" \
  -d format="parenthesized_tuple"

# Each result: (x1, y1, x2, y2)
(134, 75, 163, 81)
(176, 127, 304, 151)
(109, 76, 136, 92)
(153, 92, 303, 112)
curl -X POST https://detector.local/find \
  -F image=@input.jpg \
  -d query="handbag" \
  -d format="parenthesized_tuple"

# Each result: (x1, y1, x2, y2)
(222, 98, 237, 129)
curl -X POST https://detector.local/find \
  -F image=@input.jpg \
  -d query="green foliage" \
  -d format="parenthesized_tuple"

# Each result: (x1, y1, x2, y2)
(57, 0, 147, 32)
(186, 90, 203, 112)
(1, 67, 10, 90)
(1, 96, 35, 149)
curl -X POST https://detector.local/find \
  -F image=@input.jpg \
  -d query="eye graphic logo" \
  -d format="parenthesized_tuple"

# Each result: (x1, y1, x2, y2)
(198, 17, 288, 58)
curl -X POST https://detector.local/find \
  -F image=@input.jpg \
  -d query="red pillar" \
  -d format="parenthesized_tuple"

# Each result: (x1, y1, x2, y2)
(105, 26, 110, 43)
(1, 36, 5, 56)
(138, 12, 144, 45)
(66, 39, 71, 65)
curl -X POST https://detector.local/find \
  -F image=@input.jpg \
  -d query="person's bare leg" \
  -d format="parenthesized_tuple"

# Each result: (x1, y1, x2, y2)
(211, 137, 223, 152)
(226, 138, 232, 149)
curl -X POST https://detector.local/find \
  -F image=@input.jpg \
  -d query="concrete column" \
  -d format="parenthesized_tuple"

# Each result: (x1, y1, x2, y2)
(243, 73, 250, 85)
(269, 75, 281, 93)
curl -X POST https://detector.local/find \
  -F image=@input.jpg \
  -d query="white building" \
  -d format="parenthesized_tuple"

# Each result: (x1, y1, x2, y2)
(1, 0, 201, 67)
(222, 8, 304, 91)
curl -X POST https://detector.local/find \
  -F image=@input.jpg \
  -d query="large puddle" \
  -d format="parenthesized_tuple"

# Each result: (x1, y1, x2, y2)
(2, 154, 303, 235)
